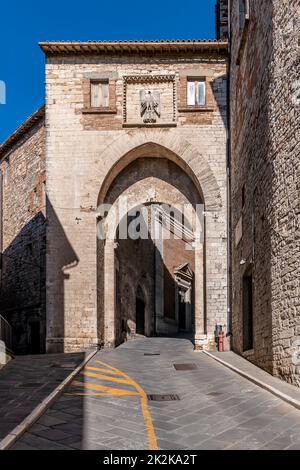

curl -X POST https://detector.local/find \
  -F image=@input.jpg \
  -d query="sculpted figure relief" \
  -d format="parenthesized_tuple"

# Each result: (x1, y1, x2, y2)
(140, 90, 160, 123)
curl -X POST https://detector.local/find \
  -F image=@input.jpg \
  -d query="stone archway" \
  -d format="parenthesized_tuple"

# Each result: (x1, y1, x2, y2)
(96, 131, 222, 211)
(97, 154, 207, 348)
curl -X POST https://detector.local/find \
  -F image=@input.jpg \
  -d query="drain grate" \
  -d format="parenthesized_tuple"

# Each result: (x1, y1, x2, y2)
(173, 363, 197, 371)
(147, 394, 180, 401)
(50, 362, 77, 368)
(144, 353, 160, 356)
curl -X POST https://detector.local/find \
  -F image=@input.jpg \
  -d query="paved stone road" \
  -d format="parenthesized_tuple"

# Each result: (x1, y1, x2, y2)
(0, 352, 85, 441)
(11, 338, 300, 450)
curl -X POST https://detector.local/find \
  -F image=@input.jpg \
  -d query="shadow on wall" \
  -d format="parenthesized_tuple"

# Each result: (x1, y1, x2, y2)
(0, 198, 80, 355)
(211, 73, 228, 129)
(46, 197, 79, 353)
(0, 212, 46, 354)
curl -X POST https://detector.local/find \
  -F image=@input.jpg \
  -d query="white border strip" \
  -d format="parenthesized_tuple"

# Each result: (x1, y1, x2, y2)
(203, 350, 300, 410)
(0, 349, 98, 450)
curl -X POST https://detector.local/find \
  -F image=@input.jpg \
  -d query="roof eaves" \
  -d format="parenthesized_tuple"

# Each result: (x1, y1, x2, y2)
(0, 104, 45, 160)
(39, 40, 228, 55)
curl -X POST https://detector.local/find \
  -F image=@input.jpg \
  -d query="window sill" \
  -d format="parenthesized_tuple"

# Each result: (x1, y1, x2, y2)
(178, 106, 215, 113)
(122, 122, 177, 128)
(82, 107, 117, 114)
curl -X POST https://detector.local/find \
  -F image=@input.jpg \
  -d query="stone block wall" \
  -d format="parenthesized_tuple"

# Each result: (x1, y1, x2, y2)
(230, 0, 300, 385)
(0, 119, 46, 354)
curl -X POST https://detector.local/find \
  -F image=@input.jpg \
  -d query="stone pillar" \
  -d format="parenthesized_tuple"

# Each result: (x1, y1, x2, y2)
(194, 241, 205, 349)
(154, 217, 164, 335)
(104, 239, 116, 347)
(185, 286, 192, 332)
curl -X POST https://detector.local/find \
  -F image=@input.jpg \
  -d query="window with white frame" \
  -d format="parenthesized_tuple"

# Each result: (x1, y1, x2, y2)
(90, 80, 109, 108)
(187, 79, 206, 106)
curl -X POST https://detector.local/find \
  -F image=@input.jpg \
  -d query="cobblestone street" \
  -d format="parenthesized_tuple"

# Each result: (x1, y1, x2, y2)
(11, 338, 300, 450)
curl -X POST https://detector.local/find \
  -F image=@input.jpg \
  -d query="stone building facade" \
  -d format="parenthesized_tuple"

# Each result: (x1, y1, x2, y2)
(229, 0, 300, 386)
(43, 41, 228, 353)
(0, 40, 228, 354)
(0, 1, 299, 389)
(0, 106, 46, 354)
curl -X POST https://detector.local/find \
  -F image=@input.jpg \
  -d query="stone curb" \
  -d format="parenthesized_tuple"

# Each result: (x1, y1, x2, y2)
(203, 350, 300, 411)
(0, 348, 98, 450)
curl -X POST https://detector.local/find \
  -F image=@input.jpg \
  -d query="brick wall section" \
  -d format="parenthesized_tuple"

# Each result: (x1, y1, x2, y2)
(230, 0, 300, 385)
(0, 120, 46, 354)
(45, 52, 228, 352)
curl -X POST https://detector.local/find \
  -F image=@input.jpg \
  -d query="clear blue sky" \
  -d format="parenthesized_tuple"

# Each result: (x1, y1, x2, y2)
(0, 0, 216, 143)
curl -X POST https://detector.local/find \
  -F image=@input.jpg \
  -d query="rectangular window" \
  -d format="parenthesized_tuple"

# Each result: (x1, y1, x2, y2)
(4, 157, 10, 184)
(242, 185, 245, 209)
(90, 80, 109, 108)
(239, 0, 250, 31)
(243, 272, 253, 351)
(187, 80, 206, 106)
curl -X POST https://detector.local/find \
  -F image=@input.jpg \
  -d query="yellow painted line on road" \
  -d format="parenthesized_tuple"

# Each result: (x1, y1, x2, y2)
(65, 391, 124, 397)
(96, 360, 158, 451)
(85, 365, 124, 376)
(81, 370, 134, 386)
(72, 380, 139, 396)
(70, 359, 158, 449)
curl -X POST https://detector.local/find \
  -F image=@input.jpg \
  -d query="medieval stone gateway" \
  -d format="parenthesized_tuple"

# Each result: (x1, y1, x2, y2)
(95, 137, 226, 350)
(0, 41, 228, 356)
(36, 42, 228, 354)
